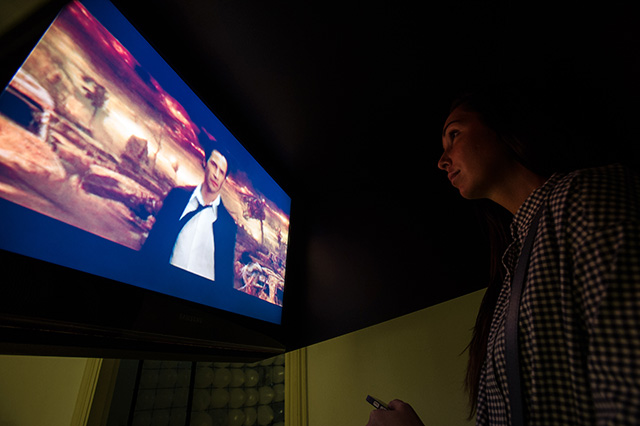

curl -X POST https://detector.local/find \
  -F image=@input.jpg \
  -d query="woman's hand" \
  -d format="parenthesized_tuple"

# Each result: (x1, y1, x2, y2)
(366, 399, 425, 426)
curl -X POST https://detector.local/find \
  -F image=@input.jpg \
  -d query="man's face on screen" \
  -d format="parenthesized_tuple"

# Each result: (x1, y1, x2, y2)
(203, 150, 228, 201)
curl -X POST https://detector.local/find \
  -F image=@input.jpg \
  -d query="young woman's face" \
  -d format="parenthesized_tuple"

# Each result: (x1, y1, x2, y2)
(438, 106, 516, 200)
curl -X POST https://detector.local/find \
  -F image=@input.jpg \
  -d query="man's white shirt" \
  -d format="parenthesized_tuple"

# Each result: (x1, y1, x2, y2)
(169, 184, 220, 281)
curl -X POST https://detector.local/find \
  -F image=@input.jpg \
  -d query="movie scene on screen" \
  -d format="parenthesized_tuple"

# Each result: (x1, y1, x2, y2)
(0, 1, 290, 307)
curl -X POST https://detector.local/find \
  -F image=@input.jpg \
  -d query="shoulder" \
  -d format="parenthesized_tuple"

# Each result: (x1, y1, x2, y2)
(560, 163, 638, 189)
(548, 164, 640, 230)
(160, 186, 196, 210)
(142, 186, 197, 253)
(165, 186, 196, 202)
(217, 200, 238, 228)
(151, 186, 196, 224)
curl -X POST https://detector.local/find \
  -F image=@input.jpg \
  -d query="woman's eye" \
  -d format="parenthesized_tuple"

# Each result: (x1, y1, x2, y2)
(449, 130, 459, 141)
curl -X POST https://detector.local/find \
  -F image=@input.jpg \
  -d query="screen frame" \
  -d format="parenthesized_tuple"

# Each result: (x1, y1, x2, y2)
(0, 247, 286, 360)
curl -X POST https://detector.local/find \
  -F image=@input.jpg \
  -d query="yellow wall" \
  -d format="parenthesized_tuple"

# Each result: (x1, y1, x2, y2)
(306, 288, 485, 426)
(0, 0, 50, 37)
(0, 355, 90, 426)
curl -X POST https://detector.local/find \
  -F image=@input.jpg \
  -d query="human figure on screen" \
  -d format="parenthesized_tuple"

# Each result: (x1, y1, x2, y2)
(237, 251, 267, 296)
(142, 147, 238, 285)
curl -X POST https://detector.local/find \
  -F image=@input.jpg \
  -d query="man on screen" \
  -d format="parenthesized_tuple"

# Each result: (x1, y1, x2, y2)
(142, 147, 238, 285)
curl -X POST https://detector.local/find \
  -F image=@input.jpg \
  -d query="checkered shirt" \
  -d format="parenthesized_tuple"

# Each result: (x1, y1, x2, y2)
(476, 164, 640, 426)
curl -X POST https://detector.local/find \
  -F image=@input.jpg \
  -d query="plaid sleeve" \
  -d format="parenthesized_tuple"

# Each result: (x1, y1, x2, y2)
(570, 171, 640, 425)
(574, 221, 640, 425)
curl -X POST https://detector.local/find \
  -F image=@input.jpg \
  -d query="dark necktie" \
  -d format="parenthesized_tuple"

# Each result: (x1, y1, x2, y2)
(177, 202, 209, 234)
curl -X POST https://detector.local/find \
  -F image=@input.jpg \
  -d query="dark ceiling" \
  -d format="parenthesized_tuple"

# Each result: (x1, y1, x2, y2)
(3, 0, 640, 348)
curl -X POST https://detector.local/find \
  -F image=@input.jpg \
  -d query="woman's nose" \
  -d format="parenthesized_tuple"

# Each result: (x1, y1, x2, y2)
(437, 152, 450, 171)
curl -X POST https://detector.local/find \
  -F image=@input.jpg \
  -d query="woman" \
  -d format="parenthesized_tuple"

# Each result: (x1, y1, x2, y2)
(367, 88, 640, 425)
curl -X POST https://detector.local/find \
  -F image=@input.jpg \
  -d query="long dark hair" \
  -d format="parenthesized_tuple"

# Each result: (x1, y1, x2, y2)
(453, 81, 611, 418)
(464, 199, 511, 418)
(453, 89, 548, 418)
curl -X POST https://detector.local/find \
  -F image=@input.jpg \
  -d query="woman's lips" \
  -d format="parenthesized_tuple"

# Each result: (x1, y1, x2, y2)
(448, 170, 460, 183)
